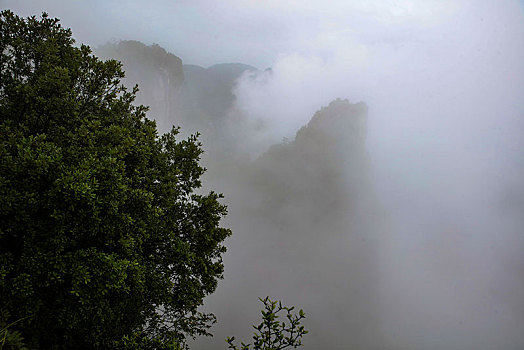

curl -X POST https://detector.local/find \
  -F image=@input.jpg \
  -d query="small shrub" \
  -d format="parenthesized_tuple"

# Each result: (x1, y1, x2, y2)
(226, 297, 308, 350)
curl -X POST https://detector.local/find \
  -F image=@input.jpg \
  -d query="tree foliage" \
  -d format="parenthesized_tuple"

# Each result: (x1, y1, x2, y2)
(0, 10, 231, 349)
(226, 297, 308, 350)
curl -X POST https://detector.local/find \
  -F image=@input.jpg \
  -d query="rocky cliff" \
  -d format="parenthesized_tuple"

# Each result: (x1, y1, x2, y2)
(193, 98, 384, 350)
(252, 99, 374, 228)
(95, 41, 184, 133)
(95, 41, 258, 148)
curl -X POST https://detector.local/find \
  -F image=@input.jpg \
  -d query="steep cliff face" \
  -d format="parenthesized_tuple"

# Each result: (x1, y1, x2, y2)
(295, 98, 367, 151)
(193, 99, 384, 350)
(253, 99, 375, 228)
(95, 41, 258, 150)
(95, 41, 184, 133)
(180, 63, 257, 150)
(182, 63, 256, 118)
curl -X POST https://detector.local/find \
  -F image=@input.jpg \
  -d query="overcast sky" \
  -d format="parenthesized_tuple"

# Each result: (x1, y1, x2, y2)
(5, 0, 524, 149)
(3, 0, 523, 68)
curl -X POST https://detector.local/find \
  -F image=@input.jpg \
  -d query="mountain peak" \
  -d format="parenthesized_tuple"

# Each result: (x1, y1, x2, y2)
(296, 98, 368, 146)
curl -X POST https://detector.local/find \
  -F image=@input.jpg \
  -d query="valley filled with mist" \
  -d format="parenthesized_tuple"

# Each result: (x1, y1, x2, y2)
(5, 1, 524, 349)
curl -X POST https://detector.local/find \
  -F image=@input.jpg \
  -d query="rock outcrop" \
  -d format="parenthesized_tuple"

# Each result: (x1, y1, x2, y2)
(193, 98, 384, 350)
(95, 40, 184, 133)
(252, 98, 375, 229)
(95, 41, 258, 149)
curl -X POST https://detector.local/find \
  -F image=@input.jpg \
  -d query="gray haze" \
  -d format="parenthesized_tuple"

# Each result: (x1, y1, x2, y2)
(4, 1, 524, 349)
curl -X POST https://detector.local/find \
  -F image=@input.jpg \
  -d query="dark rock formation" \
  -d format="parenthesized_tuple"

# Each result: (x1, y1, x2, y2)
(95, 40, 184, 133)
(252, 99, 375, 229)
(180, 63, 257, 148)
(95, 41, 258, 151)
(193, 99, 384, 350)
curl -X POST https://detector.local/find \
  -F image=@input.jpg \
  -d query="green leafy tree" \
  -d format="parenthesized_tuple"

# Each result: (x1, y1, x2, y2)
(0, 310, 29, 350)
(0, 10, 231, 349)
(226, 297, 308, 350)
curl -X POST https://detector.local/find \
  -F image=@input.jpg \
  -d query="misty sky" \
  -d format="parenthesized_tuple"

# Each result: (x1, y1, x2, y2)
(6, 0, 523, 147)
(4, 1, 524, 68)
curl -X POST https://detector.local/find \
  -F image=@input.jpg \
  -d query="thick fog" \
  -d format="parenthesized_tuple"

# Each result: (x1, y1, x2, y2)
(4, 1, 524, 349)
